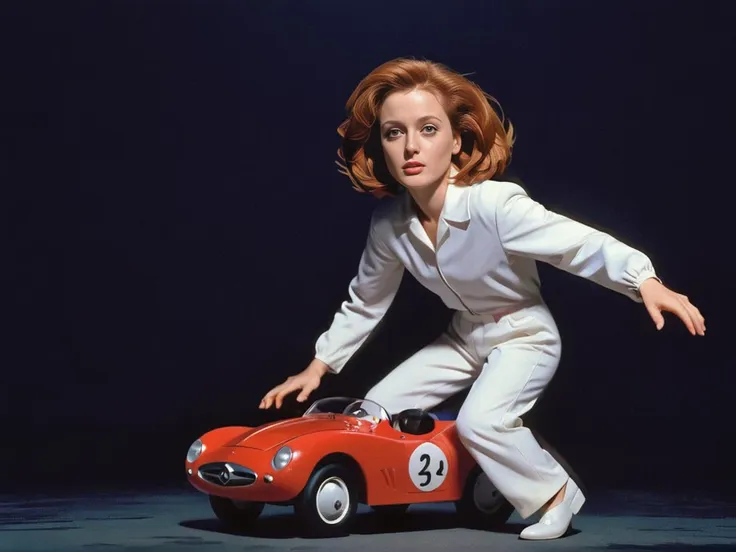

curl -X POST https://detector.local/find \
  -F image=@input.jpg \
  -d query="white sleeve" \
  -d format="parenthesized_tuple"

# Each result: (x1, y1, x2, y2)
(492, 182, 660, 302)
(314, 216, 405, 374)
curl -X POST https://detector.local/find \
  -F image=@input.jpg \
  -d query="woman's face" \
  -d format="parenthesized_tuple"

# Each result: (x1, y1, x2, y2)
(378, 88, 461, 193)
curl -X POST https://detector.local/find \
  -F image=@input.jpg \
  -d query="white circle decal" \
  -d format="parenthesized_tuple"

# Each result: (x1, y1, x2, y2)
(408, 442, 448, 492)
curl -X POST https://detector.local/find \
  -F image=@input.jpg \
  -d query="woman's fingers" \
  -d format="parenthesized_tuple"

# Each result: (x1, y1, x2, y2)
(678, 295, 705, 335)
(671, 298, 696, 335)
(274, 383, 296, 409)
(297, 379, 319, 403)
(649, 294, 698, 335)
(640, 280, 705, 337)
(645, 301, 665, 330)
(260, 382, 287, 409)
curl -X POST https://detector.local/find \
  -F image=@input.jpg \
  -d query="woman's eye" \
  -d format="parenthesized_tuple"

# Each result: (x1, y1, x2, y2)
(384, 126, 436, 139)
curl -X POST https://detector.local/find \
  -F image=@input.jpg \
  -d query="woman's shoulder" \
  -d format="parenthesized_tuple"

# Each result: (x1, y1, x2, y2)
(354, 193, 405, 247)
(470, 178, 528, 198)
(467, 179, 531, 219)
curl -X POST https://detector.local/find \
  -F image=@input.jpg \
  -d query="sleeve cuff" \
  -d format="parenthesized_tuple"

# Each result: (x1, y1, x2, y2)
(314, 353, 340, 375)
(632, 271, 662, 302)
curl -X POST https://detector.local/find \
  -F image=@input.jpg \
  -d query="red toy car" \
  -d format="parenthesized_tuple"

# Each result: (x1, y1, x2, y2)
(185, 396, 513, 536)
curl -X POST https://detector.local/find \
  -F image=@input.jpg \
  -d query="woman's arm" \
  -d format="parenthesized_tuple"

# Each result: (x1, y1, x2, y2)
(489, 181, 659, 302)
(485, 181, 705, 335)
(313, 214, 405, 374)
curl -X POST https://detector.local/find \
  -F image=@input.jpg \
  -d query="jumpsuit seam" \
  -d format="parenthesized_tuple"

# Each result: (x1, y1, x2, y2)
(502, 347, 547, 483)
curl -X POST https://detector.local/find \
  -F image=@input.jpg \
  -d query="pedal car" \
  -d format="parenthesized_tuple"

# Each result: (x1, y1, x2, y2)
(184, 396, 513, 536)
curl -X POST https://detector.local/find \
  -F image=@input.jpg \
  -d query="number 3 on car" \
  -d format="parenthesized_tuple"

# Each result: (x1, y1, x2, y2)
(408, 442, 448, 492)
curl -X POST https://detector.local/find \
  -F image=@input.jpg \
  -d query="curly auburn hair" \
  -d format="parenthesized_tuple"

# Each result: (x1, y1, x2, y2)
(335, 58, 515, 198)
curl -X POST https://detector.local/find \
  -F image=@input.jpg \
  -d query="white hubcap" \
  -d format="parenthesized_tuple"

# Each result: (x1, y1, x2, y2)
(473, 472, 504, 514)
(315, 476, 350, 524)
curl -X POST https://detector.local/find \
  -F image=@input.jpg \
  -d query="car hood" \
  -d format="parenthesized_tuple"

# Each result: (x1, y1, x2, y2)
(226, 416, 348, 451)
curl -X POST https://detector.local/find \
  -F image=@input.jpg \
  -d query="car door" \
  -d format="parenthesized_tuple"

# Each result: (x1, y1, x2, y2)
(395, 424, 466, 503)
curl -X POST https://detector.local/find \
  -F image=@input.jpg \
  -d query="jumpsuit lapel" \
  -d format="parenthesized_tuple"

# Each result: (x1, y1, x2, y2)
(404, 182, 471, 253)
(408, 218, 436, 251)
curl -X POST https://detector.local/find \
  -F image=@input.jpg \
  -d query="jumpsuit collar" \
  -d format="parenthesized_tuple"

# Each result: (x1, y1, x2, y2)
(402, 177, 473, 252)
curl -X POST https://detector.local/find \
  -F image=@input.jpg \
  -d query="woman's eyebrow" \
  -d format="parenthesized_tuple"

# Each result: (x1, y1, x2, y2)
(380, 115, 442, 128)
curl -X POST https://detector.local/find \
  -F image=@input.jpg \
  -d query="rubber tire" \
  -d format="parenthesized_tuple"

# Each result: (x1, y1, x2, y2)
(209, 495, 264, 530)
(455, 466, 515, 530)
(294, 463, 359, 537)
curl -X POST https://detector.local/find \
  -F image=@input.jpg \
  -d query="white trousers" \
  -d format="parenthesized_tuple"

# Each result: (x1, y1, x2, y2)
(365, 302, 570, 519)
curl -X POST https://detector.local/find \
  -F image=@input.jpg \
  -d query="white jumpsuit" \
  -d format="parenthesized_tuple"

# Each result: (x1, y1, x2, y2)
(313, 179, 659, 519)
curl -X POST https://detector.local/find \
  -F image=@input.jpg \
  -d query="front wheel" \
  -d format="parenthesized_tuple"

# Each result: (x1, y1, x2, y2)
(209, 495, 264, 530)
(455, 466, 514, 529)
(294, 463, 359, 537)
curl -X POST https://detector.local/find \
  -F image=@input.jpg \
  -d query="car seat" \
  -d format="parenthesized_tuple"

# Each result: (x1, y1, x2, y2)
(392, 408, 437, 435)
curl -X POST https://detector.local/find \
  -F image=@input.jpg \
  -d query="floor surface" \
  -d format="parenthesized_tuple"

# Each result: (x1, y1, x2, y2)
(2, 487, 735, 551)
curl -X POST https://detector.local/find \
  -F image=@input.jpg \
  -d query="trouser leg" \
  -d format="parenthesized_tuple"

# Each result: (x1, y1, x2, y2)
(364, 323, 481, 416)
(455, 317, 571, 519)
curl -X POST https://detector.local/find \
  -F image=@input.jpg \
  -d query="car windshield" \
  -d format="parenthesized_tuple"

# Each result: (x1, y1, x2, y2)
(303, 397, 360, 417)
(342, 399, 391, 422)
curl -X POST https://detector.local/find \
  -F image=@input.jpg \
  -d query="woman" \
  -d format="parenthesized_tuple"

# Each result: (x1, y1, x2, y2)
(259, 58, 705, 540)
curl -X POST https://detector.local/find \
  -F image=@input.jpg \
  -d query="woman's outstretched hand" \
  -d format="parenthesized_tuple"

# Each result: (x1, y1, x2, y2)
(639, 277, 705, 336)
(259, 359, 331, 410)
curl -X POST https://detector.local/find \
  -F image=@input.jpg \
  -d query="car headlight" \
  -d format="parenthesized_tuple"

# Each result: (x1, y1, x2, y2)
(271, 446, 292, 470)
(186, 439, 205, 463)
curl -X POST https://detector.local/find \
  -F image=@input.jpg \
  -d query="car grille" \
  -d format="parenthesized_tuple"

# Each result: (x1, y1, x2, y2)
(198, 462, 257, 487)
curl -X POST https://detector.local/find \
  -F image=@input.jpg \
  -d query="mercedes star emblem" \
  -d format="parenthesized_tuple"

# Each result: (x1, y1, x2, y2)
(219, 469, 230, 484)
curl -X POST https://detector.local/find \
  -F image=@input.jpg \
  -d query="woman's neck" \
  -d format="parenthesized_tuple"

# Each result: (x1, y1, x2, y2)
(408, 165, 457, 223)
(409, 182, 448, 223)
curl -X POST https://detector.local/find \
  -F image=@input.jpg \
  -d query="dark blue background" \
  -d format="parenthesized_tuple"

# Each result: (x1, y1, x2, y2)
(4, 1, 733, 494)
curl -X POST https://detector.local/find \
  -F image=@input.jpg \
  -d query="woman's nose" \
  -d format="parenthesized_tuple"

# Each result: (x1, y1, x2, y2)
(405, 136, 419, 155)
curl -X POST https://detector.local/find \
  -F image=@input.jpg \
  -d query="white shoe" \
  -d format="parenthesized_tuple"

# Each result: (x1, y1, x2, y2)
(519, 478, 586, 540)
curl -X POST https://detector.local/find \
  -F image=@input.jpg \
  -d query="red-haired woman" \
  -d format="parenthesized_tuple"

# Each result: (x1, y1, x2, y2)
(260, 58, 705, 540)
